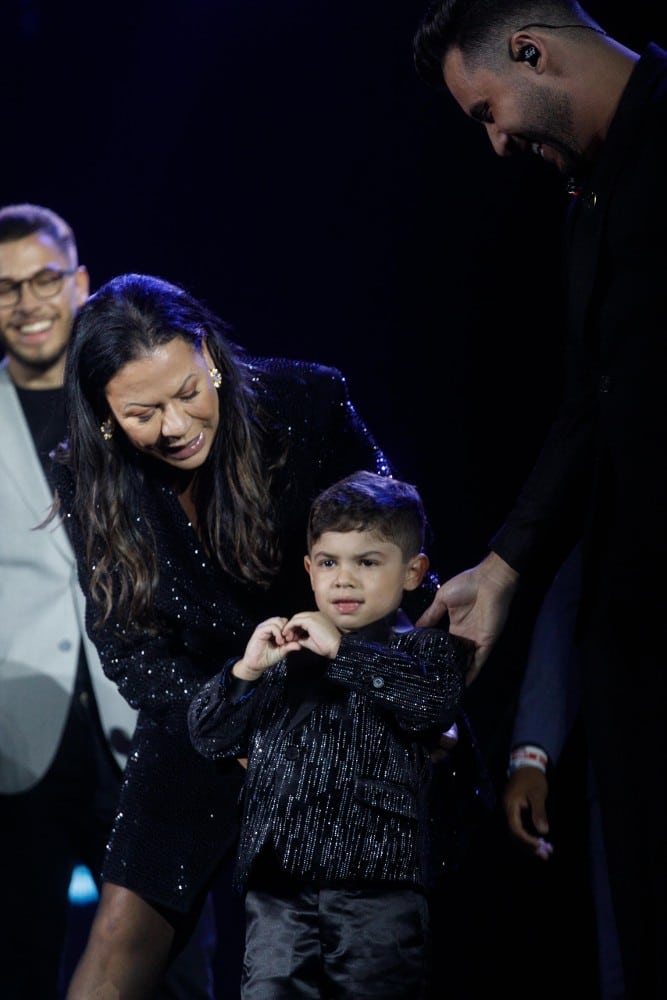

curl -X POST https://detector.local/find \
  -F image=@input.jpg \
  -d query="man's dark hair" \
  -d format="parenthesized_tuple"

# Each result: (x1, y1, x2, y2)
(307, 470, 427, 560)
(413, 1, 593, 89)
(0, 203, 78, 263)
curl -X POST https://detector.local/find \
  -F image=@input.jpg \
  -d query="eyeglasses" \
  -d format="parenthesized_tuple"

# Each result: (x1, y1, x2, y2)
(0, 266, 77, 308)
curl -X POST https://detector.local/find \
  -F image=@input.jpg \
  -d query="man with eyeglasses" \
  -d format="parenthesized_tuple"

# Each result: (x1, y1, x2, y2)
(0, 203, 219, 998)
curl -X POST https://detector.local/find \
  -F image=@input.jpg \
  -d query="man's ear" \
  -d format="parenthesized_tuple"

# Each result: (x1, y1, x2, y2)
(74, 265, 90, 307)
(509, 31, 542, 69)
(403, 552, 429, 591)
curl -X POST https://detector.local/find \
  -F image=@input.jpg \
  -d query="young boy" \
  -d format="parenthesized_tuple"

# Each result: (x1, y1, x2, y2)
(188, 470, 472, 999)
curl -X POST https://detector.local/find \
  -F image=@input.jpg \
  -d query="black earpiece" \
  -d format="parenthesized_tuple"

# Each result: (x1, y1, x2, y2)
(519, 44, 539, 67)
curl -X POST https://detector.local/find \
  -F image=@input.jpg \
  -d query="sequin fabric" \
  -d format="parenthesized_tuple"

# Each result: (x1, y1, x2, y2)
(52, 358, 400, 911)
(188, 620, 469, 893)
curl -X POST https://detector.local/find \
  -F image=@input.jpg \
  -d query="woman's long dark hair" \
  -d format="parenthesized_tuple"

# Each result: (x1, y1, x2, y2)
(54, 273, 284, 630)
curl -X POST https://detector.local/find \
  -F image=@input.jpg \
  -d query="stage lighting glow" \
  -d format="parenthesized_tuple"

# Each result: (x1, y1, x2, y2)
(68, 865, 99, 906)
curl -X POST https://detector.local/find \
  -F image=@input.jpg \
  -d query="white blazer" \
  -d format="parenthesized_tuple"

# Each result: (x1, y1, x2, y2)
(0, 361, 137, 793)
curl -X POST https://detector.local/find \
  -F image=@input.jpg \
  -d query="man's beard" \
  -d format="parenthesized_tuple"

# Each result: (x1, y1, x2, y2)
(3, 337, 68, 373)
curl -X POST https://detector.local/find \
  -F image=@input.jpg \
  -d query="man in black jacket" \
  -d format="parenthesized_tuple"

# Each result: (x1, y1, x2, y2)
(413, 4, 667, 997)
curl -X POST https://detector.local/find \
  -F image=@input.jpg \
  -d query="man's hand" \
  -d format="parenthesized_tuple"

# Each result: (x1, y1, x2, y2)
(503, 766, 553, 861)
(416, 551, 519, 683)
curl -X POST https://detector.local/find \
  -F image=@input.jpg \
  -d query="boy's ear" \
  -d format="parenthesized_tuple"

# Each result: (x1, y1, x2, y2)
(403, 553, 429, 591)
(303, 554, 314, 589)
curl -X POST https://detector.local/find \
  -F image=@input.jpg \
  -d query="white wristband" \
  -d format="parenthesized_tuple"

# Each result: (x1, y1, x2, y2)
(507, 744, 548, 775)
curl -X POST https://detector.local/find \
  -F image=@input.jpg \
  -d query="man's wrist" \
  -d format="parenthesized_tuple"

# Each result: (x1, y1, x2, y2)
(507, 744, 549, 776)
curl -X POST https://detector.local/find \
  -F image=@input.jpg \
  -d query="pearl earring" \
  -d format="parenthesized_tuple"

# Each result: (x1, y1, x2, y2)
(100, 418, 114, 441)
(209, 367, 222, 389)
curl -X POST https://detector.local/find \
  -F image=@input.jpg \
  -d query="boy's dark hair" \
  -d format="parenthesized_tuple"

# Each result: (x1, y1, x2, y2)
(307, 470, 426, 560)
(0, 203, 78, 263)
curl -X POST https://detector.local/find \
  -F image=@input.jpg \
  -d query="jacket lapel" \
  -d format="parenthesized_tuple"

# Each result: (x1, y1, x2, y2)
(285, 651, 328, 732)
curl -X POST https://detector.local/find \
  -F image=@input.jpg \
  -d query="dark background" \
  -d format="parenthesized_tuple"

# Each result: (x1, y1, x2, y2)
(4, 2, 664, 996)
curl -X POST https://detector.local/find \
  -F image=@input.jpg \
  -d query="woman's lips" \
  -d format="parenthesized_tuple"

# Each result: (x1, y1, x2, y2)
(165, 430, 205, 460)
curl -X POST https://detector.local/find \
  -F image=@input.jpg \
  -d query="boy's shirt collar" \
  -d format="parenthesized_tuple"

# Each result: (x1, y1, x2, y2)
(347, 608, 413, 645)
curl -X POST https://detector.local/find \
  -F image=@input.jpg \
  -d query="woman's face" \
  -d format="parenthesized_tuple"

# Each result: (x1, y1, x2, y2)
(104, 337, 220, 470)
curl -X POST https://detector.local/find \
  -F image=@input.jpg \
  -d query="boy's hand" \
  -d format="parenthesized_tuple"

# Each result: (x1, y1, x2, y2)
(429, 721, 459, 764)
(282, 611, 341, 658)
(233, 617, 301, 680)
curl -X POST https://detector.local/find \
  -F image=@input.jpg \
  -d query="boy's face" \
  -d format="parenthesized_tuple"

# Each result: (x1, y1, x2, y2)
(304, 529, 427, 633)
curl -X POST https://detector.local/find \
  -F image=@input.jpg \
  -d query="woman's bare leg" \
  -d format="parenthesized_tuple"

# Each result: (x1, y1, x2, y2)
(66, 882, 175, 999)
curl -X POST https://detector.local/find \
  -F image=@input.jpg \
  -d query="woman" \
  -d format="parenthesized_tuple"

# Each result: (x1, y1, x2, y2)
(51, 272, 401, 997)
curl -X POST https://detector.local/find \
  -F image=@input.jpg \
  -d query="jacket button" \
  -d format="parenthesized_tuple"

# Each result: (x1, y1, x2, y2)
(599, 374, 611, 393)
(371, 676, 385, 689)
(582, 191, 597, 211)
(284, 746, 299, 760)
